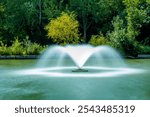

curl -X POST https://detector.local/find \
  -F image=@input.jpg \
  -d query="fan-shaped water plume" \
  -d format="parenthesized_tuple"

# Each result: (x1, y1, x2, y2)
(15, 45, 144, 77)
(37, 45, 126, 69)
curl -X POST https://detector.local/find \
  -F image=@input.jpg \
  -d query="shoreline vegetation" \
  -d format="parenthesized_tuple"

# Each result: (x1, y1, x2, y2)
(0, 38, 150, 57)
(0, 38, 47, 56)
(0, 54, 150, 59)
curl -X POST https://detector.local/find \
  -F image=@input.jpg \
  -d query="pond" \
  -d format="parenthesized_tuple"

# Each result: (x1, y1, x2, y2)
(0, 59, 150, 100)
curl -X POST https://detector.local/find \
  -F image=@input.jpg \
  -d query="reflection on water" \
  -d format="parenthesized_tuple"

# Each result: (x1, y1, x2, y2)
(0, 59, 150, 100)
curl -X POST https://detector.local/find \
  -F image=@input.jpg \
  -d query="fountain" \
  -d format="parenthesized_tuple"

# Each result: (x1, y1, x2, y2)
(37, 45, 126, 68)
(0, 44, 148, 100)
(16, 44, 143, 78)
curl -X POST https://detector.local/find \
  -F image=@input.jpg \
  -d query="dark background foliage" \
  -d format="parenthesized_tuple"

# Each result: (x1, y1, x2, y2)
(0, 0, 150, 56)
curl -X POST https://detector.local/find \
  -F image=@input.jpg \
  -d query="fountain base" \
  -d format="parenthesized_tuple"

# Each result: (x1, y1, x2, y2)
(72, 68, 88, 72)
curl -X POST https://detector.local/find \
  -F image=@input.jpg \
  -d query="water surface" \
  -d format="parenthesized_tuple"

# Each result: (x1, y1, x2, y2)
(0, 59, 150, 100)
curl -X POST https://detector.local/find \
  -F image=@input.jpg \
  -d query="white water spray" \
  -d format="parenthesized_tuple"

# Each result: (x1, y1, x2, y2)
(15, 45, 145, 77)
(37, 45, 126, 69)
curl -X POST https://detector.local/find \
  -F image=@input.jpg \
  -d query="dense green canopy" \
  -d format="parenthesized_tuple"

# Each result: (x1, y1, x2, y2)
(0, 0, 150, 55)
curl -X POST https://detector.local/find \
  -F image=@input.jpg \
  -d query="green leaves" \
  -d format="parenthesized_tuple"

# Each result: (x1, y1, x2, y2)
(45, 12, 80, 45)
(124, 0, 148, 39)
(0, 0, 150, 56)
(89, 33, 108, 46)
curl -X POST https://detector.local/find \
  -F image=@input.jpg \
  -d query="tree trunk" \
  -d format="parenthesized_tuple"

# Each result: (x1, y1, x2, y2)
(39, 0, 42, 25)
(83, 25, 87, 41)
(82, 16, 87, 42)
(38, 0, 42, 40)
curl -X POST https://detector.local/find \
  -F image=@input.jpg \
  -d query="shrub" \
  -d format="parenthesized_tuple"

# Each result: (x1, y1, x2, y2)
(23, 38, 47, 55)
(0, 38, 46, 55)
(139, 45, 150, 54)
(25, 43, 45, 55)
(45, 12, 80, 45)
(10, 37, 24, 55)
(0, 41, 11, 55)
(89, 33, 109, 46)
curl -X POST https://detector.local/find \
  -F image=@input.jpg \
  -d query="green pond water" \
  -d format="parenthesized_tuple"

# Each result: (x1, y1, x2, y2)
(0, 59, 150, 100)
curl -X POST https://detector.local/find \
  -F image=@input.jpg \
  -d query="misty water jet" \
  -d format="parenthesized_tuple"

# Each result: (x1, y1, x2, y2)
(15, 45, 144, 77)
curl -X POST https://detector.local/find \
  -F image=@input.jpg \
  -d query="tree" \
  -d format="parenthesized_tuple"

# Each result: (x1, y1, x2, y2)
(2, 0, 38, 43)
(43, 0, 65, 19)
(68, 0, 100, 41)
(0, 3, 5, 41)
(136, 0, 150, 45)
(45, 12, 80, 45)
(0, 1, 12, 43)
(123, 0, 147, 40)
(68, 0, 123, 42)
(108, 16, 127, 51)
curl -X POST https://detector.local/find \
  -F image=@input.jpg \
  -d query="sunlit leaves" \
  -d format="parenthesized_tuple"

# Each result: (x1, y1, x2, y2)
(45, 12, 80, 45)
(124, 0, 148, 39)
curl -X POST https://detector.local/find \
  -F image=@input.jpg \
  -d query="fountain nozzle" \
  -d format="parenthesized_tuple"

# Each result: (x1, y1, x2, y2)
(72, 68, 88, 72)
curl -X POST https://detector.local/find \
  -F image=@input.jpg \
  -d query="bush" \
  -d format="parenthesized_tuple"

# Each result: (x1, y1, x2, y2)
(0, 41, 11, 55)
(45, 12, 80, 45)
(10, 37, 23, 55)
(89, 33, 109, 46)
(139, 45, 150, 54)
(0, 38, 46, 55)
(25, 43, 45, 55)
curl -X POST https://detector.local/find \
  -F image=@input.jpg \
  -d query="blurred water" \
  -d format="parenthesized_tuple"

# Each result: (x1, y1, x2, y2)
(36, 45, 126, 68)
(0, 59, 150, 100)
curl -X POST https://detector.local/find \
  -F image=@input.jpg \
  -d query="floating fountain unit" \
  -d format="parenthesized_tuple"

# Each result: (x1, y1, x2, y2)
(37, 45, 126, 71)
(16, 45, 144, 77)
